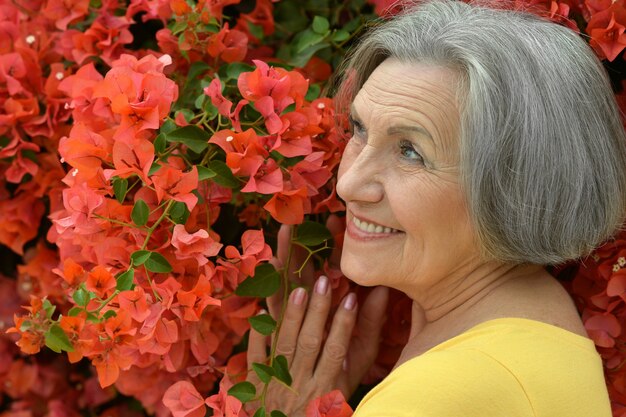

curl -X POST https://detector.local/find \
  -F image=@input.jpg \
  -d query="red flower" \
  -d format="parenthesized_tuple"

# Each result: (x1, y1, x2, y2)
(171, 224, 223, 266)
(163, 380, 207, 417)
(237, 60, 308, 134)
(263, 186, 309, 225)
(207, 24, 248, 63)
(306, 390, 353, 417)
(587, 2, 626, 61)
(152, 165, 199, 210)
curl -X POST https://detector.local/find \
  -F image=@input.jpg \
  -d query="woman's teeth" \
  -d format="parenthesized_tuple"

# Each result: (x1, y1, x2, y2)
(353, 217, 399, 234)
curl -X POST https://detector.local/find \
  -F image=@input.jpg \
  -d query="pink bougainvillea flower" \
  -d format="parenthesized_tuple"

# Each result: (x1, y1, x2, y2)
(171, 224, 223, 266)
(263, 186, 309, 225)
(306, 390, 353, 417)
(585, 312, 622, 348)
(85, 265, 117, 298)
(175, 273, 220, 321)
(207, 24, 248, 63)
(205, 78, 233, 117)
(42, 0, 89, 30)
(240, 158, 283, 194)
(59, 122, 113, 180)
(103, 138, 155, 185)
(209, 129, 267, 178)
(237, 60, 308, 134)
(51, 181, 105, 235)
(223, 229, 272, 277)
(587, 3, 626, 61)
(152, 165, 199, 210)
(163, 380, 207, 417)
(0, 192, 45, 255)
(118, 286, 152, 323)
(204, 381, 246, 417)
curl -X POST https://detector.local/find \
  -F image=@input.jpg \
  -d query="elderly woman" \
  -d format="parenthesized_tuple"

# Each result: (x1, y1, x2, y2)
(247, 1, 626, 416)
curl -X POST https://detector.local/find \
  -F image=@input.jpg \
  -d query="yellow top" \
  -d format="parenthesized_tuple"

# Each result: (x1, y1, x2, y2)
(354, 318, 611, 417)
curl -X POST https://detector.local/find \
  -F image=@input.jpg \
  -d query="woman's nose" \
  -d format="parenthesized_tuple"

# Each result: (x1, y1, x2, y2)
(336, 144, 384, 204)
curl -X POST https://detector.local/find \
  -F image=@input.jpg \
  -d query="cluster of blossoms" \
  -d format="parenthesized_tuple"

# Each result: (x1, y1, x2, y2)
(2, 0, 626, 416)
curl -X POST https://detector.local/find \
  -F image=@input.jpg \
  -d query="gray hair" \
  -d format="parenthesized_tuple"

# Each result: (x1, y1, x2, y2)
(335, 0, 626, 264)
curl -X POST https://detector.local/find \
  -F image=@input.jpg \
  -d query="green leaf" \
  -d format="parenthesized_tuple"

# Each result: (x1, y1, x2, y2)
(112, 177, 128, 203)
(161, 119, 177, 134)
(169, 201, 190, 224)
(252, 363, 274, 384)
(312, 16, 330, 34)
(154, 133, 166, 154)
(248, 22, 264, 40)
(272, 355, 292, 386)
(305, 83, 321, 101)
(235, 264, 280, 297)
(270, 411, 288, 417)
(227, 381, 256, 403)
(332, 29, 350, 42)
(165, 125, 210, 153)
(171, 20, 187, 34)
(116, 268, 134, 291)
(102, 310, 117, 319)
(248, 314, 277, 336)
(131, 199, 149, 226)
(72, 288, 89, 307)
(68, 307, 83, 317)
(253, 407, 266, 417)
(44, 324, 74, 353)
(293, 221, 332, 246)
(43, 299, 56, 319)
(198, 166, 217, 181)
(145, 252, 172, 273)
(194, 94, 205, 110)
(294, 28, 325, 54)
(19, 320, 32, 331)
(186, 61, 211, 83)
(207, 160, 239, 188)
(131, 250, 151, 266)
(226, 63, 254, 80)
(289, 42, 330, 68)
(148, 162, 162, 176)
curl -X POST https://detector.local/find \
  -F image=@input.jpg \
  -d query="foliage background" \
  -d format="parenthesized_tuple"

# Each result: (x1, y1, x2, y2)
(2, 0, 626, 416)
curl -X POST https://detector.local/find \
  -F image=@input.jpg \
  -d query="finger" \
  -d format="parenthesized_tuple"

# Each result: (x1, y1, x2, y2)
(326, 214, 344, 268)
(314, 292, 358, 388)
(274, 287, 308, 365)
(290, 276, 332, 379)
(247, 311, 270, 387)
(345, 286, 389, 391)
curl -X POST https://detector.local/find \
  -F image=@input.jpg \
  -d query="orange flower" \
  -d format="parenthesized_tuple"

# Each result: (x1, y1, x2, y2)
(263, 186, 309, 225)
(207, 25, 248, 63)
(86, 266, 116, 298)
(152, 165, 199, 210)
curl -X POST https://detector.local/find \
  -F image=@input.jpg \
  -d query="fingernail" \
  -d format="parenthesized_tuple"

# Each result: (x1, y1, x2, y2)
(315, 276, 329, 295)
(343, 293, 357, 311)
(290, 287, 306, 305)
(257, 309, 267, 315)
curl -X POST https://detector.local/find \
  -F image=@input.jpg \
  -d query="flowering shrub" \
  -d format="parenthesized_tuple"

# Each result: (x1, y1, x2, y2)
(2, 0, 626, 416)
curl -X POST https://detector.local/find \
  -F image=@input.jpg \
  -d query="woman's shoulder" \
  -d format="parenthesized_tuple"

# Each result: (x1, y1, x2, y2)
(354, 319, 610, 417)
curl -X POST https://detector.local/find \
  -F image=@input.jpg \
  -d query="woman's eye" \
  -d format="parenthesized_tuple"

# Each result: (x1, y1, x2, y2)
(348, 115, 366, 138)
(399, 140, 424, 164)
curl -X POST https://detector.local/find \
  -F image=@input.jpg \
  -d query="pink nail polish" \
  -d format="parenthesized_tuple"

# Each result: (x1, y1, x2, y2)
(343, 293, 357, 311)
(315, 276, 329, 295)
(290, 287, 306, 305)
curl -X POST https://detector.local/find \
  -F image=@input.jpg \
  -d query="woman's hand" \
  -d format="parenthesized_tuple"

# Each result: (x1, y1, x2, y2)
(246, 276, 389, 417)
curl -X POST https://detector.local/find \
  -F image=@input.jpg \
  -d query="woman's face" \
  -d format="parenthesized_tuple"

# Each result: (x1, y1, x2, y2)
(337, 59, 481, 299)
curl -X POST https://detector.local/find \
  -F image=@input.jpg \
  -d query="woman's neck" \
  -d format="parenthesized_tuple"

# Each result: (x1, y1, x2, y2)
(396, 262, 547, 366)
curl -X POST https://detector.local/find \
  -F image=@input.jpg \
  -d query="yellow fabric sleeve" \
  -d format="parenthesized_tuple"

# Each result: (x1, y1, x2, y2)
(353, 318, 611, 417)
(354, 349, 534, 417)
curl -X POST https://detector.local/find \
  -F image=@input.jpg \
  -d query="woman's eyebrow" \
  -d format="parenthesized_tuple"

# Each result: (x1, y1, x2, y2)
(387, 125, 434, 144)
